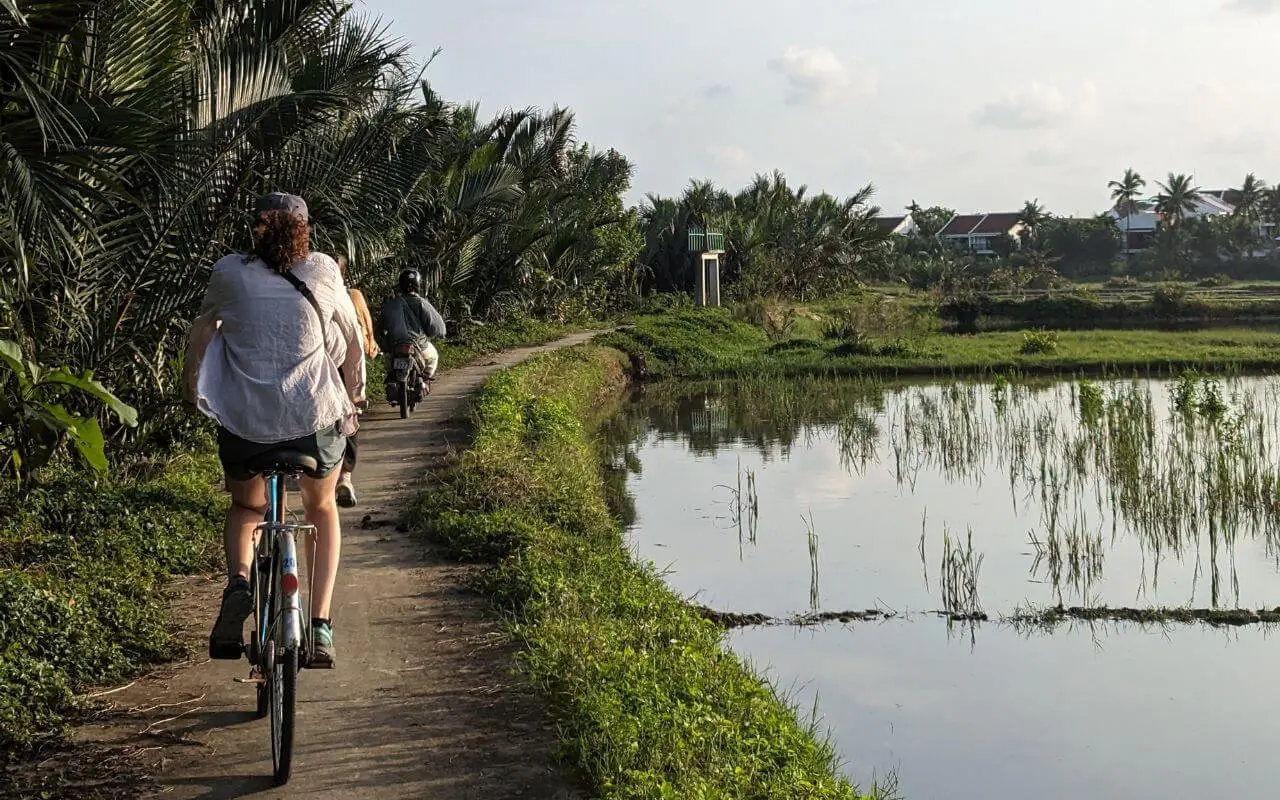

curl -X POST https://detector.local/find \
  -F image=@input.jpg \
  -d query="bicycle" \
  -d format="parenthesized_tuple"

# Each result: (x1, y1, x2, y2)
(218, 448, 319, 785)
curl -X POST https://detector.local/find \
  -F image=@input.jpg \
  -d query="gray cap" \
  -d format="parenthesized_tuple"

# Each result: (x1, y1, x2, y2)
(256, 191, 308, 220)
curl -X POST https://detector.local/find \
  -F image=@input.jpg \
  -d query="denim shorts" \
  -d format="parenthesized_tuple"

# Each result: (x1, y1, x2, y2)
(217, 423, 346, 481)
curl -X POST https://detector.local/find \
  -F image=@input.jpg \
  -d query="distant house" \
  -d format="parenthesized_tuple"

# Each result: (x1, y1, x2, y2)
(937, 212, 1025, 255)
(1105, 193, 1240, 253)
(872, 213, 917, 237)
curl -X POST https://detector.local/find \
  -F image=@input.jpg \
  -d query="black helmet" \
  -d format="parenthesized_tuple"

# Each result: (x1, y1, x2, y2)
(397, 269, 422, 295)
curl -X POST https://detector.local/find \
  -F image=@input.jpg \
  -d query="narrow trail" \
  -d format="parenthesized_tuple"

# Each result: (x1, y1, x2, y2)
(75, 332, 604, 799)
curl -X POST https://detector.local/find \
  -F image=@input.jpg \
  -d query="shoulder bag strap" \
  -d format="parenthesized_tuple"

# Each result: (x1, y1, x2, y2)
(280, 269, 325, 333)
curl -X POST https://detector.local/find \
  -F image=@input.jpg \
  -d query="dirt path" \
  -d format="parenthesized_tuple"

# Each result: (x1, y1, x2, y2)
(72, 332, 604, 799)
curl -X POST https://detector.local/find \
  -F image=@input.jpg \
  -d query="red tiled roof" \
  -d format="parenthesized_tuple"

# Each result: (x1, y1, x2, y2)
(939, 214, 985, 236)
(970, 212, 1023, 235)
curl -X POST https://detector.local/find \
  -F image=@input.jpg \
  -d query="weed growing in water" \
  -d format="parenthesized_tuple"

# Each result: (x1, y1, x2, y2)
(1077, 380, 1105, 425)
(940, 526, 984, 617)
(990, 374, 1010, 415)
(1198, 379, 1228, 421)
(803, 510, 821, 611)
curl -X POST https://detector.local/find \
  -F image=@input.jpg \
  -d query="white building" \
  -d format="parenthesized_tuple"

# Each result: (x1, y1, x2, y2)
(1107, 191, 1275, 252)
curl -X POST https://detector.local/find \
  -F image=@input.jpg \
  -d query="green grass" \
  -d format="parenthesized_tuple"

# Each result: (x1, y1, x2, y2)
(603, 307, 1280, 380)
(410, 346, 864, 799)
(0, 455, 224, 747)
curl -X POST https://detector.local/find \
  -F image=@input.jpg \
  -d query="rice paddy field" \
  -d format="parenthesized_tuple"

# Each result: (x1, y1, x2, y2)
(606, 372, 1280, 799)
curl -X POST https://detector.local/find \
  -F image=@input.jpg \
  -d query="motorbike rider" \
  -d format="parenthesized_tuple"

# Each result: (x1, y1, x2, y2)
(375, 269, 446, 396)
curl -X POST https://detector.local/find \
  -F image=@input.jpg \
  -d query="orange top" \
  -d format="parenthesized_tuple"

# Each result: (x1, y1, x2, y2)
(348, 287, 380, 359)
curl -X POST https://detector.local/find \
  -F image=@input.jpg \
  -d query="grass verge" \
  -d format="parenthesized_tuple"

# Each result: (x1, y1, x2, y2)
(602, 307, 1280, 380)
(410, 345, 863, 799)
(0, 455, 224, 748)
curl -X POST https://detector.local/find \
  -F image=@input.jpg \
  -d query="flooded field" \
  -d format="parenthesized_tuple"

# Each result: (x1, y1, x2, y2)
(605, 374, 1280, 799)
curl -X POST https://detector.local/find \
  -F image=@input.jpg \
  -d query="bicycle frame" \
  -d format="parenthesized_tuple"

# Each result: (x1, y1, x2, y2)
(255, 473, 308, 656)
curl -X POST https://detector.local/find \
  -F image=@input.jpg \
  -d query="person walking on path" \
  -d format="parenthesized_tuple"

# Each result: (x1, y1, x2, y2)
(184, 192, 365, 667)
(335, 256, 378, 508)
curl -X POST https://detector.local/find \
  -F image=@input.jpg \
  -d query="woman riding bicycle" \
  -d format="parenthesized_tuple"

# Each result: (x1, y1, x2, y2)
(185, 192, 365, 667)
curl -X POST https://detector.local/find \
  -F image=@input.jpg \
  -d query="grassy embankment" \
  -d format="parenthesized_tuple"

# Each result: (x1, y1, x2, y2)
(411, 345, 864, 799)
(601, 306, 1280, 381)
(0, 315, 598, 752)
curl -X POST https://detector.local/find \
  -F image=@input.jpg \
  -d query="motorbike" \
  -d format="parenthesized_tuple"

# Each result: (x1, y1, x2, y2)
(385, 342, 424, 419)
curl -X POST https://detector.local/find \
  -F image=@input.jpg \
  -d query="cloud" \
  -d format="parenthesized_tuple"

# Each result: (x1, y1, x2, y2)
(976, 82, 1098, 130)
(702, 83, 733, 100)
(887, 141, 928, 169)
(1202, 130, 1272, 157)
(769, 47, 876, 108)
(1224, 0, 1280, 12)
(709, 145, 749, 172)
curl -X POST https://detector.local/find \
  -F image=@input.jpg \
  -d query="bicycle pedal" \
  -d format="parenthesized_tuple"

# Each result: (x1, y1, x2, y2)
(233, 676, 266, 685)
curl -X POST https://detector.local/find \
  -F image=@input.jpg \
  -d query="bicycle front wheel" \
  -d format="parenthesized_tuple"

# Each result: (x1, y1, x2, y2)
(270, 642, 298, 785)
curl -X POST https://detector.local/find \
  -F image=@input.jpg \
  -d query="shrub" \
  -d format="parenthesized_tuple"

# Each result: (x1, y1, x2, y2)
(1105, 275, 1141, 289)
(1019, 330, 1059, 355)
(1151, 284, 1188, 317)
(0, 460, 223, 746)
(1196, 273, 1234, 289)
(737, 299, 797, 341)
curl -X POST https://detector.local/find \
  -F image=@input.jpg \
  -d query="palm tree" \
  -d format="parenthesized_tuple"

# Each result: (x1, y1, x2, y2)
(1263, 187, 1280, 251)
(1018, 199, 1050, 247)
(1235, 173, 1267, 221)
(1228, 173, 1268, 253)
(1108, 168, 1146, 258)
(1155, 173, 1202, 228)
(2, 0, 645, 432)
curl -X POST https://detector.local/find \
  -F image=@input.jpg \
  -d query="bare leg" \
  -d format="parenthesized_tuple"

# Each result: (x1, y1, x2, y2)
(226, 477, 268, 578)
(300, 470, 342, 619)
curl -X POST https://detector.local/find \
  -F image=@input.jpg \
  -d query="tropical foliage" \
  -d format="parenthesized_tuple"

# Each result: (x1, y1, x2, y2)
(1, 0, 640, 464)
(637, 173, 886, 299)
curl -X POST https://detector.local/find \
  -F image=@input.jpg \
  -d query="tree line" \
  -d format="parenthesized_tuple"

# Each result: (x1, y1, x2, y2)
(1, 0, 643, 475)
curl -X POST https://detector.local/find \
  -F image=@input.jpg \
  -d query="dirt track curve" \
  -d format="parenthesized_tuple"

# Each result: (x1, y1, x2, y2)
(73, 332, 605, 799)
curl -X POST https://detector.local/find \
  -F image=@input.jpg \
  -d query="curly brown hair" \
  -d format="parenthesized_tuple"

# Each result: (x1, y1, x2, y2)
(251, 211, 311, 273)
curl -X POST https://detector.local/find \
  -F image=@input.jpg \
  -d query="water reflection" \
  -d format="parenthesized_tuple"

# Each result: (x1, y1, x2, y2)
(613, 375, 1280, 799)
(609, 375, 1280, 614)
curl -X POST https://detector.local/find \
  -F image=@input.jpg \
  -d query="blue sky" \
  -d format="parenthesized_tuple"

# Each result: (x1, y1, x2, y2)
(361, 0, 1280, 216)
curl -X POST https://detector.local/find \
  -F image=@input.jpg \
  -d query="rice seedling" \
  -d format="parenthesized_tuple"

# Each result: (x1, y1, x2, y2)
(803, 509, 821, 612)
(940, 526, 984, 617)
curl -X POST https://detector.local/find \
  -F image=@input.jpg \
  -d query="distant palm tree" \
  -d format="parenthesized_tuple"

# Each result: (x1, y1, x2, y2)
(1155, 172, 1202, 228)
(1263, 187, 1280, 250)
(1018, 198, 1050, 246)
(1108, 169, 1146, 258)
(1234, 173, 1266, 221)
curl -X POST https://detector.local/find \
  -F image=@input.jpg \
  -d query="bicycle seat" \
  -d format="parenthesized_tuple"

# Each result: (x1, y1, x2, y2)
(247, 448, 320, 476)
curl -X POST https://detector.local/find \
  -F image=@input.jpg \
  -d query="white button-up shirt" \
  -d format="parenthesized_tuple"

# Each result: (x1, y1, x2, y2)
(196, 252, 366, 443)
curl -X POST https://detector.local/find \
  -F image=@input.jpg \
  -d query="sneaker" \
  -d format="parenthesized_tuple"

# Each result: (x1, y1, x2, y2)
(336, 472, 357, 508)
(209, 577, 253, 659)
(311, 621, 336, 669)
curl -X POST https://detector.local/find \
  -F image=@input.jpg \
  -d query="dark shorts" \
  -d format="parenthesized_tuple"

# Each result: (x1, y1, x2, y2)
(217, 424, 347, 482)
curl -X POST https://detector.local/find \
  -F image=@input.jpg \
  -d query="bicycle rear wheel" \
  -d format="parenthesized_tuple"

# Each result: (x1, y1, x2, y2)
(270, 642, 298, 785)
(268, 558, 298, 786)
